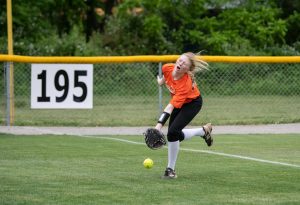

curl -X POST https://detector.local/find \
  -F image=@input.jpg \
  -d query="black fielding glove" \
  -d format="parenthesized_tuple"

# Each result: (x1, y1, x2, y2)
(143, 128, 166, 150)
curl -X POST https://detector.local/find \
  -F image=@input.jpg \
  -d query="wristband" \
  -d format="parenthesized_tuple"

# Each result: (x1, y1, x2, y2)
(158, 112, 170, 125)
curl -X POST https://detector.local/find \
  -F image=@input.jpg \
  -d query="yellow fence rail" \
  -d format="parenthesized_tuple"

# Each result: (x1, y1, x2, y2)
(1, 54, 300, 63)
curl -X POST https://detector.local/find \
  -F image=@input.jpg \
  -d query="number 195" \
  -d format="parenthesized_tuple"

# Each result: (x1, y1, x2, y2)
(37, 69, 88, 103)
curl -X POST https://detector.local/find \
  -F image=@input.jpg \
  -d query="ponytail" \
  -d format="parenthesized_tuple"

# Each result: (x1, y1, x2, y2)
(183, 52, 209, 84)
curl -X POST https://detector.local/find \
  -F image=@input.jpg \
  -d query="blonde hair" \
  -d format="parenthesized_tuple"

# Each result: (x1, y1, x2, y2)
(183, 52, 209, 83)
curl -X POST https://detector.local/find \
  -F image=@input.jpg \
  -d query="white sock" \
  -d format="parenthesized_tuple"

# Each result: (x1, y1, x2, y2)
(182, 128, 205, 140)
(167, 141, 179, 170)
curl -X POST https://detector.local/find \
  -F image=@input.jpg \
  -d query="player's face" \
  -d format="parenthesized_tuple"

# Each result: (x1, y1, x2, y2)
(175, 55, 191, 74)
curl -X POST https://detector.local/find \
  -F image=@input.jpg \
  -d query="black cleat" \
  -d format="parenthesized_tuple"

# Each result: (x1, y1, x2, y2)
(162, 167, 177, 179)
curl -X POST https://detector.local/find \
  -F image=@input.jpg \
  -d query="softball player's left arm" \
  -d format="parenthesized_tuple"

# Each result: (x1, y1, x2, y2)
(155, 103, 174, 130)
(154, 80, 190, 130)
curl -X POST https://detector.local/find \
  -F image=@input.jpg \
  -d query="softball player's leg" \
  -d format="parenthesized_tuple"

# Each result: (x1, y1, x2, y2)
(183, 123, 213, 146)
(180, 96, 213, 146)
(162, 108, 181, 179)
(163, 97, 203, 179)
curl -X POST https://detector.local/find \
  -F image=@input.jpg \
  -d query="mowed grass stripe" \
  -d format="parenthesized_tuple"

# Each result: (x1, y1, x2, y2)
(80, 135, 300, 169)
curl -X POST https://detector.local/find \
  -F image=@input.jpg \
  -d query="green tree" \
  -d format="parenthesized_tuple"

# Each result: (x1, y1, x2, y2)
(1, 0, 299, 55)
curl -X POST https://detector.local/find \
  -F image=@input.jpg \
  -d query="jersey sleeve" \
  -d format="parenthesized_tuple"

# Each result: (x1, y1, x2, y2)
(162, 63, 174, 78)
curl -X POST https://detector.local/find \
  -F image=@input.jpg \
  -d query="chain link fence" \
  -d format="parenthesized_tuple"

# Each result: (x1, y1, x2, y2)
(1, 58, 300, 126)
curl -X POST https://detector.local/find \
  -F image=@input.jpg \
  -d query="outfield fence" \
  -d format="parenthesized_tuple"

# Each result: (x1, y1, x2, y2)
(1, 55, 300, 127)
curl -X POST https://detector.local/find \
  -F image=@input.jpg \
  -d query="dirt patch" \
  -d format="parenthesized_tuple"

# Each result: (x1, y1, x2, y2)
(1, 123, 300, 136)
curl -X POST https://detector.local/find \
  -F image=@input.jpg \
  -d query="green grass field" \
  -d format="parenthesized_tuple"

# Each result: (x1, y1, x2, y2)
(2, 95, 300, 126)
(0, 133, 299, 205)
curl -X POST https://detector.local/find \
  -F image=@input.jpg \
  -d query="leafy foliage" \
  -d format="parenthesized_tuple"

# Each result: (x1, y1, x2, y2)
(1, 0, 299, 55)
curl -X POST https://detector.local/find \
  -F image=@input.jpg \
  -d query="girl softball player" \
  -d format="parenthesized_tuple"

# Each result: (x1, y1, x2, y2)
(155, 52, 213, 179)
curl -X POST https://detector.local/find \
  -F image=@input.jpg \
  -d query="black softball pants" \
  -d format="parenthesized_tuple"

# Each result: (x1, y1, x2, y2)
(167, 96, 203, 142)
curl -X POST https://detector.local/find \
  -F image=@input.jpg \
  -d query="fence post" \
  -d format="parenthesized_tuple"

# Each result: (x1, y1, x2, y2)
(5, 62, 11, 126)
(158, 62, 163, 116)
(6, 0, 14, 126)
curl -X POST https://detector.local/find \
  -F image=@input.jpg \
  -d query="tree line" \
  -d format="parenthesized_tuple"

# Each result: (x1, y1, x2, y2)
(0, 0, 299, 56)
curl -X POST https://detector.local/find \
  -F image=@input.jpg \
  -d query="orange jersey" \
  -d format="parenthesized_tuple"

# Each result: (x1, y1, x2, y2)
(162, 63, 200, 108)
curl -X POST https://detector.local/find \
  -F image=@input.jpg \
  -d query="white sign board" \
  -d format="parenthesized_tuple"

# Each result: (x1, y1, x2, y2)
(31, 64, 93, 109)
